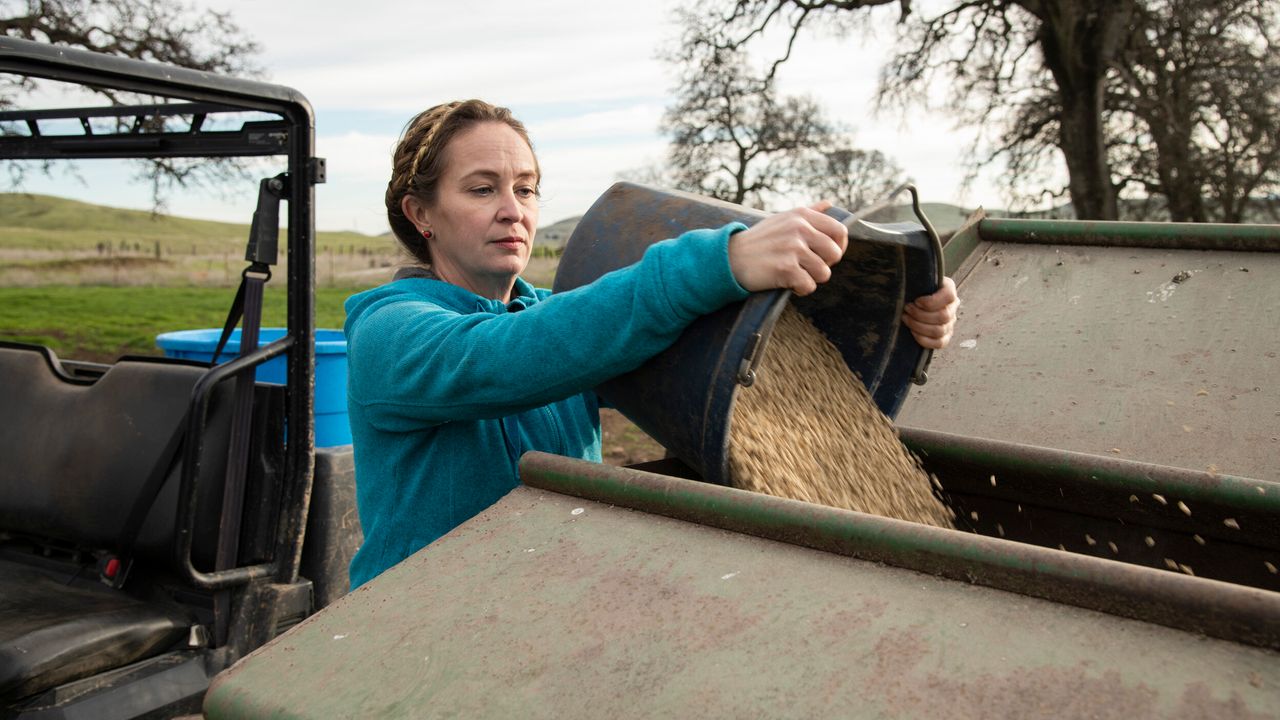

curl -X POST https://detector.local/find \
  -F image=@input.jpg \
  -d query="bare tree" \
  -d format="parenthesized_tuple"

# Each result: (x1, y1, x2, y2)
(662, 47, 830, 207)
(1109, 0, 1280, 222)
(696, 0, 1137, 219)
(655, 12, 902, 210)
(692, 0, 1280, 222)
(0, 0, 261, 208)
(795, 145, 903, 211)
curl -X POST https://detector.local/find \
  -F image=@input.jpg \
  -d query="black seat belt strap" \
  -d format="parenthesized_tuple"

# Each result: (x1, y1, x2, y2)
(103, 409, 188, 588)
(213, 174, 284, 645)
(211, 279, 248, 365)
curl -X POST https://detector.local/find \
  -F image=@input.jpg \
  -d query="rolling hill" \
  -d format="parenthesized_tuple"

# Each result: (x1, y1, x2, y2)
(0, 193, 388, 254)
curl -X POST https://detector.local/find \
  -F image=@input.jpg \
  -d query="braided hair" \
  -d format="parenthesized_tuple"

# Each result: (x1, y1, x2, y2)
(385, 99, 539, 264)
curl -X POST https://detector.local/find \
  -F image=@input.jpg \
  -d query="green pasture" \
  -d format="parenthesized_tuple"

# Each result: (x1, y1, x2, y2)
(0, 285, 358, 362)
(0, 193, 387, 254)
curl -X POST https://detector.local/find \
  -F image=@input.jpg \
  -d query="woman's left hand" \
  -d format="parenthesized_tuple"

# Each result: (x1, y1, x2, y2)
(902, 276, 959, 349)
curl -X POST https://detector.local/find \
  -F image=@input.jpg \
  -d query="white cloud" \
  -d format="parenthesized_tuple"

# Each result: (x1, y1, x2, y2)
(312, 132, 401, 234)
(537, 136, 669, 224)
(529, 103, 664, 144)
(318, 132, 397, 184)
(207, 0, 676, 112)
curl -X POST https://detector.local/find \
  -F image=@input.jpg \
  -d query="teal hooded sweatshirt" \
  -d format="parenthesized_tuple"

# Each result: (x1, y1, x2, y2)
(344, 223, 748, 588)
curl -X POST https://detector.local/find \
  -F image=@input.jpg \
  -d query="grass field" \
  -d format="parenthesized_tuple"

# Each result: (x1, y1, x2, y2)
(0, 285, 360, 362)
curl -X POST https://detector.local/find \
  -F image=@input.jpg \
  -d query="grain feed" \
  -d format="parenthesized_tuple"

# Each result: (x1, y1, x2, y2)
(726, 306, 955, 528)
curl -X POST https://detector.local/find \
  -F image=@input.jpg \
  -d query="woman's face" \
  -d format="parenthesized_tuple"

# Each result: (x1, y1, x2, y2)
(405, 121, 540, 301)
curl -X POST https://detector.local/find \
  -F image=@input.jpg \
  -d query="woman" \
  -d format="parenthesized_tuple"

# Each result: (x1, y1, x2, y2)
(345, 99, 959, 588)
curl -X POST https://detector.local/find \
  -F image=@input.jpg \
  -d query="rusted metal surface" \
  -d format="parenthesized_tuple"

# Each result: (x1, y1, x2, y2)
(980, 217, 1280, 252)
(900, 427, 1280, 591)
(206, 463, 1279, 719)
(515, 453, 1280, 650)
(898, 238, 1279, 481)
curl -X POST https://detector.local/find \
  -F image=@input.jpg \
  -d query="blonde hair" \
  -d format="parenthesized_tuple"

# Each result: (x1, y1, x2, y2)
(385, 99, 539, 264)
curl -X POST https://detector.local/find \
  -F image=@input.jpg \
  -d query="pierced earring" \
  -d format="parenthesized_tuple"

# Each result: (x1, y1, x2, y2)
(421, 229, 433, 240)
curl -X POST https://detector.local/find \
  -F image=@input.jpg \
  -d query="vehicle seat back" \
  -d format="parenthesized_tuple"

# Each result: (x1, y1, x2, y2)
(0, 342, 235, 571)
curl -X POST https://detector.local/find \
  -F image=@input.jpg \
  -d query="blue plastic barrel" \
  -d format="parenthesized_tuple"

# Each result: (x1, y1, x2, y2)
(155, 328, 350, 447)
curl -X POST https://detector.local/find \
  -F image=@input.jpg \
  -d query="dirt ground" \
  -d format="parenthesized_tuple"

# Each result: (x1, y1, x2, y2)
(599, 408, 666, 466)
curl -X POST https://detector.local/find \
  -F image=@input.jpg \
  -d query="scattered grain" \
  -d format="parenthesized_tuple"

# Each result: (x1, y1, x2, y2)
(1144, 536, 1155, 547)
(727, 306, 954, 528)
(1178, 563, 1195, 577)
(1265, 561, 1277, 575)
(1164, 558, 1179, 570)
(1152, 494, 1167, 505)
(1177, 500, 1191, 516)
(1223, 518, 1241, 530)
(1084, 534, 1096, 546)
(1107, 541, 1118, 554)
(1193, 534, 1205, 546)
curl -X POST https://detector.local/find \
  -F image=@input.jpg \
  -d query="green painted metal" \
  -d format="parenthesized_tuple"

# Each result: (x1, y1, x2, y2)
(979, 217, 1280, 251)
(941, 210, 986, 276)
(205, 472, 1280, 719)
(904, 427, 1280, 514)
(898, 427, 1280, 591)
(897, 240, 1279, 481)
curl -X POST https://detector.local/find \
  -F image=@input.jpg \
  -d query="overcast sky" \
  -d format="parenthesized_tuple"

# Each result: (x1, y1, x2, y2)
(18, 0, 1004, 233)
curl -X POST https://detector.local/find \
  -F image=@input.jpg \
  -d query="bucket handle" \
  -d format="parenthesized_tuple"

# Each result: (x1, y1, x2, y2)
(841, 183, 944, 386)
(734, 185, 945, 389)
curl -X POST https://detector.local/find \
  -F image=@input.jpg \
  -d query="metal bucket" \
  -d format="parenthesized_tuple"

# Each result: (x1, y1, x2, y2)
(553, 182, 941, 486)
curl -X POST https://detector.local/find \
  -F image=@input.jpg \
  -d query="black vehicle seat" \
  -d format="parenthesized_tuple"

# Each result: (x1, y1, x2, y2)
(0, 342, 242, 702)
(0, 563, 189, 700)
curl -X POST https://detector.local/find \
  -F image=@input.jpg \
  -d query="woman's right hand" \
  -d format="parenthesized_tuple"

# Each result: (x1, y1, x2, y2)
(727, 202, 849, 296)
